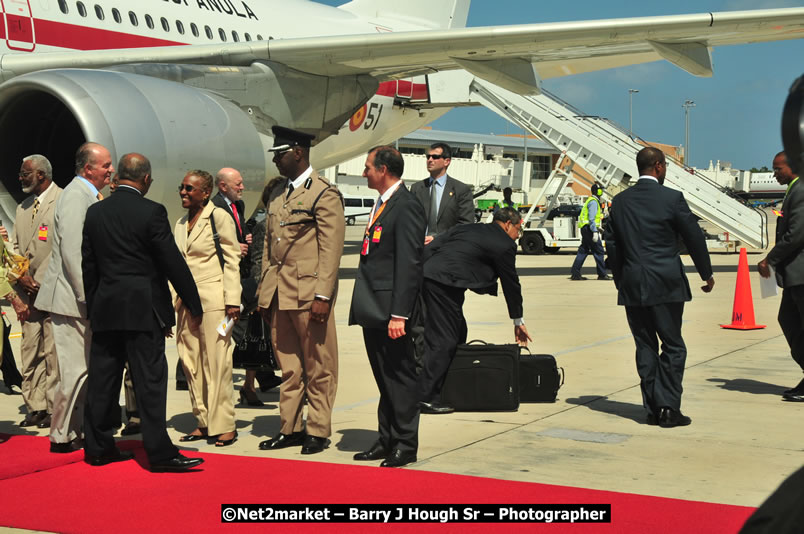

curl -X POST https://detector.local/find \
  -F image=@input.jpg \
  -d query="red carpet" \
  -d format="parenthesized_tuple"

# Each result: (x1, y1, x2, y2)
(0, 434, 753, 533)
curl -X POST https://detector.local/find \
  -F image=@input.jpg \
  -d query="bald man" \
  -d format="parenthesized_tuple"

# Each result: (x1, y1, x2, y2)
(212, 168, 252, 275)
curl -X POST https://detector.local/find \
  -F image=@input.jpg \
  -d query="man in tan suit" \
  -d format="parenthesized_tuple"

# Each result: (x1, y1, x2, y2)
(258, 126, 345, 455)
(35, 142, 113, 453)
(11, 155, 62, 429)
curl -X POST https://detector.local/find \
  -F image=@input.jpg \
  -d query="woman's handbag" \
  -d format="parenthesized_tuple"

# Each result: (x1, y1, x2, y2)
(232, 312, 278, 371)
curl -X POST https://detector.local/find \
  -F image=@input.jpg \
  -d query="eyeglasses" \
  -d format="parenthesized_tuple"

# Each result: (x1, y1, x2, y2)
(178, 184, 195, 192)
(426, 154, 446, 160)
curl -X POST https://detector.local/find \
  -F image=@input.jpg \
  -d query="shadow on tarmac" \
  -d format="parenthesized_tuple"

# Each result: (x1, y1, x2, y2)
(707, 378, 788, 396)
(564, 395, 648, 424)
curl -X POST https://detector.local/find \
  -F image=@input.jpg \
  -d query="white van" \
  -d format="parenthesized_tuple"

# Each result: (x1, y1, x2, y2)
(342, 195, 375, 226)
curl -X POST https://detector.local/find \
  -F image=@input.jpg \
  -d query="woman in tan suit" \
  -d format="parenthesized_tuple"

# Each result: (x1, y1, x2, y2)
(174, 170, 241, 447)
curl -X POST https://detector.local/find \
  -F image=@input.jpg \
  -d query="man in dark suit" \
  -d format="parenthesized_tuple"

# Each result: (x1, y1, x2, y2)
(758, 151, 804, 402)
(410, 143, 474, 246)
(211, 167, 252, 275)
(349, 146, 425, 468)
(81, 153, 205, 471)
(605, 147, 714, 428)
(418, 207, 532, 414)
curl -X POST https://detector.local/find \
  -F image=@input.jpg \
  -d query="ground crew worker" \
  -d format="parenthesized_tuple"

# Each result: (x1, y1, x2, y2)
(570, 182, 610, 280)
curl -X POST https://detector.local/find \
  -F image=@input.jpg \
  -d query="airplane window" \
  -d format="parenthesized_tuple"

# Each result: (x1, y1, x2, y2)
(205, 26, 213, 40)
(244, 33, 251, 42)
(161, 17, 169, 32)
(112, 8, 121, 23)
(145, 14, 154, 30)
(232, 31, 239, 42)
(218, 28, 226, 42)
(58, 0, 68, 14)
(76, 2, 86, 17)
(129, 12, 138, 26)
(94, 5, 104, 20)
(176, 20, 185, 35)
(191, 23, 199, 37)
(256, 34, 263, 41)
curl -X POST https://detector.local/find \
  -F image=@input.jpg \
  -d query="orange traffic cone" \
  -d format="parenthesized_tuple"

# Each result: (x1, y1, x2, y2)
(720, 247, 766, 330)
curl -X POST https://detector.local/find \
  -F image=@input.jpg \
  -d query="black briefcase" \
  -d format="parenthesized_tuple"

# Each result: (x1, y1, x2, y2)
(519, 352, 564, 403)
(441, 340, 519, 412)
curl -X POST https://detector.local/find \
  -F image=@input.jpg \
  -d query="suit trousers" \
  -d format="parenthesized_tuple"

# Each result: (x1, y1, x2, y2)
(362, 328, 420, 454)
(571, 225, 607, 277)
(419, 279, 467, 404)
(778, 284, 804, 373)
(625, 302, 686, 414)
(20, 311, 58, 413)
(270, 302, 338, 438)
(49, 314, 91, 444)
(176, 304, 236, 436)
(83, 320, 179, 463)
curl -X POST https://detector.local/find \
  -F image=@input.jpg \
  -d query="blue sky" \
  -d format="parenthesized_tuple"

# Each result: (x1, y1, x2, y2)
(316, 0, 804, 170)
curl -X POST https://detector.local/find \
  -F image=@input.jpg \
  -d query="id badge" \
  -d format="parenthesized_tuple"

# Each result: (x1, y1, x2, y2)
(38, 225, 48, 241)
(361, 236, 369, 256)
(372, 226, 382, 243)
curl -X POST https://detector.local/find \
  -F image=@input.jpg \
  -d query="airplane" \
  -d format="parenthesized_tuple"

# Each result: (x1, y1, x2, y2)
(1, 0, 803, 223)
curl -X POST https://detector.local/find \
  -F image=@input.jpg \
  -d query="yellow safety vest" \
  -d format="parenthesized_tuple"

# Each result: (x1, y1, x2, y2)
(578, 196, 602, 229)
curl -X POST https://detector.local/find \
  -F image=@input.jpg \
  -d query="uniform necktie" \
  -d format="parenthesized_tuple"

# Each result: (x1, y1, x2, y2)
(428, 180, 438, 234)
(286, 183, 294, 200)
(230, 202, 243, 235)
(32, 198, 40, 220)
(97, 192, 103, 201)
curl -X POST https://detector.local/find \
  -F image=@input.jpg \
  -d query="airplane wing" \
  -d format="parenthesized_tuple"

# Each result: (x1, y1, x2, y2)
(2, 8, 803, 92)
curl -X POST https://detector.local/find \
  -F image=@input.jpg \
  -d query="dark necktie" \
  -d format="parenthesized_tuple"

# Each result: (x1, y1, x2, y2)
(286, 183, 294, 200)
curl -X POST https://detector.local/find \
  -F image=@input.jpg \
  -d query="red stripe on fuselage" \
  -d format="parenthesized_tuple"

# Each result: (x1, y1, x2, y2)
(33, 18, 185, 50)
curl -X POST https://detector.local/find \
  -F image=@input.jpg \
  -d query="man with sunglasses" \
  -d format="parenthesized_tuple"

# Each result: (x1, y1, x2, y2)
(417, 207, 531, 415)
(605, 147, 714, 428)
(257, 125, 345, 455)
(410, 143, 474, 246)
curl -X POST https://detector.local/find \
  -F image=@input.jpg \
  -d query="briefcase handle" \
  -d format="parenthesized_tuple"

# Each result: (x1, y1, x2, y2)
(466, 339, 532, 355)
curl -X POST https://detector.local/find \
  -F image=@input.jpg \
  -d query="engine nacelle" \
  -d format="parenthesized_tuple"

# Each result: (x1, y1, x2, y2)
(0, 69, 268, 222)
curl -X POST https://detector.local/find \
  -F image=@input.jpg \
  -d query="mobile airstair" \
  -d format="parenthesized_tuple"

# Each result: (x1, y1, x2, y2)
(429, 71, 768, 251)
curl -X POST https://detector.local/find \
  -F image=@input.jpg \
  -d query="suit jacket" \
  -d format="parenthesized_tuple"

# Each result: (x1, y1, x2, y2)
(174, 201, 241, 312)
(34, 177, 99, 318)
(257, 172, 345, 311)
(349, 183, 426, 329)
(767, 178, 804, 288)
(605, 179, 712, 307)
(12, 184, 63, 304)
(424, 223, 523, 319)
(410, 174, 474, 236)
(82, 187, 202, 332)
(211, 192, 250, 277)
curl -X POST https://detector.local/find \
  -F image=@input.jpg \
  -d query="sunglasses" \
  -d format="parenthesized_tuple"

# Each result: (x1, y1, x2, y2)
(426, 154, 446, 160)
(178, 184, 195, 192)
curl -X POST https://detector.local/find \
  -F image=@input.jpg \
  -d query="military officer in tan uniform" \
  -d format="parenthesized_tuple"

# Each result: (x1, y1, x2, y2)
(258, 126, 345, 455)
(11, 155, 63, 429)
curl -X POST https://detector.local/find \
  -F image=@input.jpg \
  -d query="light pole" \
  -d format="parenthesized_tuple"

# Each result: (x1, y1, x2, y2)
(628, 89, 639, 134)
(683, 99, 695, 166)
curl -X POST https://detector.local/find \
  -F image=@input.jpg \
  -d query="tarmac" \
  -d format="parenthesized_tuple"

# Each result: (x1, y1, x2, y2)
(1, 222, 802, 519)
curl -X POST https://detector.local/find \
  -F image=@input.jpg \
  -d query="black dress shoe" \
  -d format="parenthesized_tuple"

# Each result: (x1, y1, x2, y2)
(259, 432, 305, 450)
(85, 449, 135, 467)
(150, 453, 204, 472)
(20, 410, 46, 427)
(783, 378, 804, 395)
(658, 407, 691, 428)
(354, 442, 389, 461)
(257, 372, 282, 392)
(782, 391, 804, 402)
(570, 275, 588, 281)
(300, 435, 330, 455)
(50, 441, 80, 454)
(120, 422, 141, 436)
(380, 449, 417, 468)
(597, 274, 612, 280)
(419, 401, 455, 415)
(36, 413, 52, 429)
